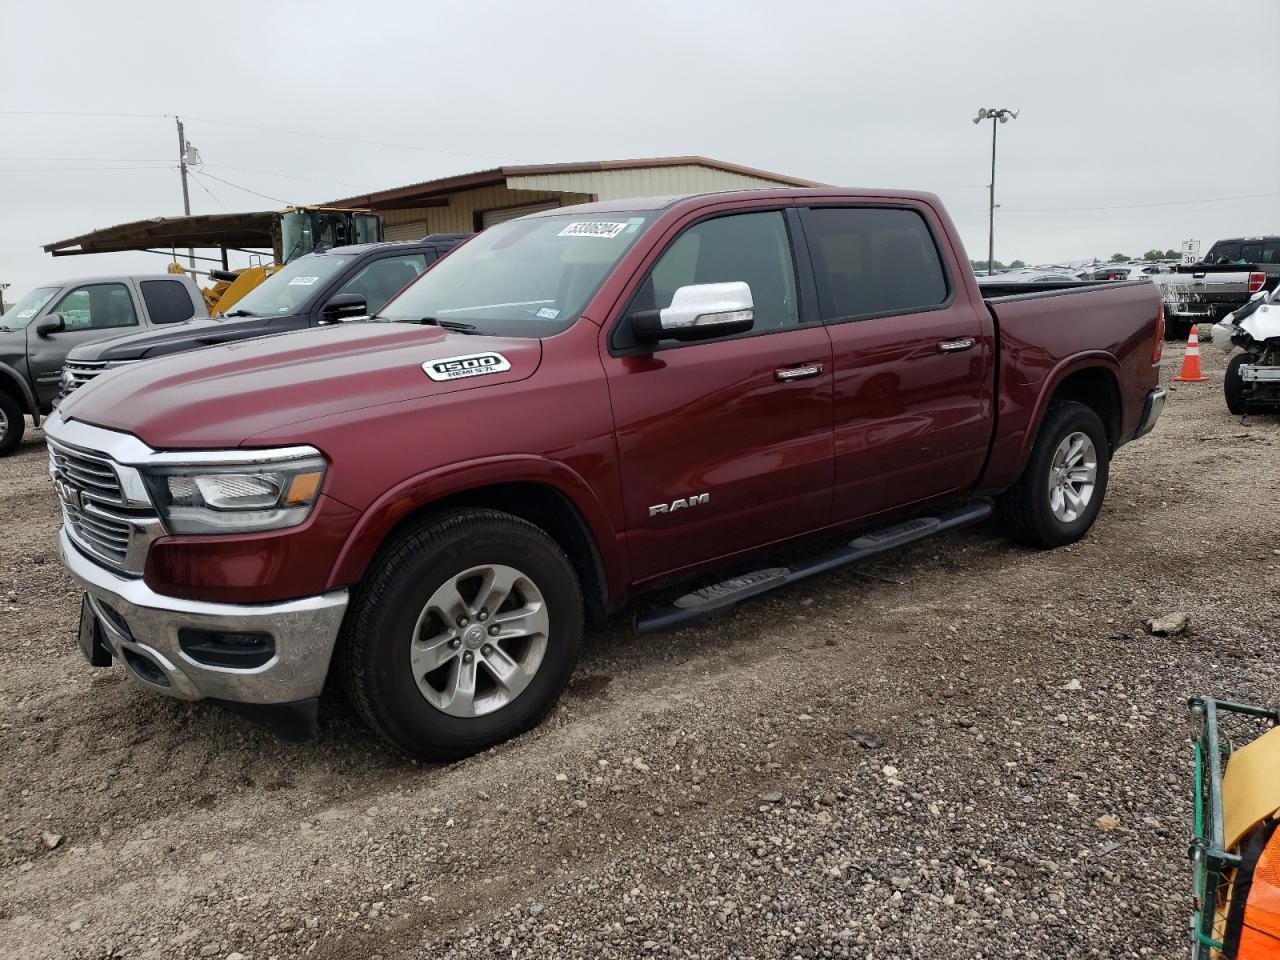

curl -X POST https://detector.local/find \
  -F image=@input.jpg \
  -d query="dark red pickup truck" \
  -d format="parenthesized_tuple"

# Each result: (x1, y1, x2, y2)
(47, 188, 1166, 758)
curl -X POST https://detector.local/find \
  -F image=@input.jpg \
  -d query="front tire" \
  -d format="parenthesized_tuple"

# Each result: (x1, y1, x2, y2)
(340, 508, 582, 761)
(1225, 352, 1250, 415)
(0, 392, 25, 457)
(996, 401, 1111, 548)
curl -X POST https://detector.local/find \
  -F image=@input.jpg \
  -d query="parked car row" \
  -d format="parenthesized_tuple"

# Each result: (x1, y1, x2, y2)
(42, 187, 1167, 759)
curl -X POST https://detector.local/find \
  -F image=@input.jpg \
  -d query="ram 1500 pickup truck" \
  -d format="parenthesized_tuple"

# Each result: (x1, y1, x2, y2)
(46, 188, 1167, 759)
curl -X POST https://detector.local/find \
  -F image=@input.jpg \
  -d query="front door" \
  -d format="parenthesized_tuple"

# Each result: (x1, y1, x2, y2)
(27, 281, 142, 406)
(602, 208, 834, 584)
(799, 204, 995, 524)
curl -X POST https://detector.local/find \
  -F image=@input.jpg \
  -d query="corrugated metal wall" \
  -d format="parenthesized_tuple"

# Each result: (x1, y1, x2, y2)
(507, 165, 796, 200)
(380, 166, 799, 239)
(382, 184, 593, 240)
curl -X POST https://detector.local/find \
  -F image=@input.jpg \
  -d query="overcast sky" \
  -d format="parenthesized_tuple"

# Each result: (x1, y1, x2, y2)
(3, 0, 1278, 299)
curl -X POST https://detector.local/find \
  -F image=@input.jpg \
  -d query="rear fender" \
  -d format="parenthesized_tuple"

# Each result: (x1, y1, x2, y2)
(326, 455, 627, 602)
(0, 362, 39, 425)
(982, 353, 1121, 493)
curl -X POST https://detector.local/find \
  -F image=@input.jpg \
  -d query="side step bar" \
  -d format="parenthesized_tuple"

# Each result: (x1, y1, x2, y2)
(633, 501, 992, 635)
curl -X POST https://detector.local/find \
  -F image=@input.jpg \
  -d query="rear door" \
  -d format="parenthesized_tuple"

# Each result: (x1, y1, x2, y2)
(799, 203, 994, 524)
(601, 205, 834, 583)
(27, 281, 142, 406)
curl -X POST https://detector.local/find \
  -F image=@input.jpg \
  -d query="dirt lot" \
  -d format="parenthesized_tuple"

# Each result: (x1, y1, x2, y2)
(1, 344, 1277, 960)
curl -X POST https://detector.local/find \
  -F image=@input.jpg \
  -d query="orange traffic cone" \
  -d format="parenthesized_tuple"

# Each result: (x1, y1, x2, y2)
(1172, 324, 1210, 382)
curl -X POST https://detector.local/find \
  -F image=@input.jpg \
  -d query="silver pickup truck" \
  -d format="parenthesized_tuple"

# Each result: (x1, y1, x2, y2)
(1154, 236, 1280, 341)
(0, 273, 208, 455)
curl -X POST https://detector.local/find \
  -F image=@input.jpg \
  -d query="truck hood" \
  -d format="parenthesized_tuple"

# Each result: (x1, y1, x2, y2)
(58, 322, 543, 448)
(67, 313, 285, 362)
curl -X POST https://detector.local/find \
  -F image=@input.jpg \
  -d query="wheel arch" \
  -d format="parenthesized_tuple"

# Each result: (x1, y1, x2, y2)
(0, 362, 39, 426)
(327, 457, 625, 628)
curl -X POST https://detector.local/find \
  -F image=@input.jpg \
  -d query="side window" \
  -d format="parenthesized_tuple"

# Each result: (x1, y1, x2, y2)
(140, 279, 197, 324)
(634, 211, 798, 339)
(337, 255, 428, 314)
(51, 283, 139, 331)
(806, 207, 948, 320)
(1210, 241, 1241, 263)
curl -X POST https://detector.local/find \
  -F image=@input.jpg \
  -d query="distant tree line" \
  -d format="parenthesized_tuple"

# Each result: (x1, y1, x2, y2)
(1110, 249, 1181, 262)
(970, 259, 1026, 271)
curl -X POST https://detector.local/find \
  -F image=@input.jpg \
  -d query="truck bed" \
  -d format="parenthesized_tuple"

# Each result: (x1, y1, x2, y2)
(977, 278, 1163, 493)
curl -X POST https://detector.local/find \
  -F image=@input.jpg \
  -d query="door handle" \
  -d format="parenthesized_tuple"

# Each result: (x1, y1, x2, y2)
(937, 337, 975, 353)
(775, 363, 824, 382)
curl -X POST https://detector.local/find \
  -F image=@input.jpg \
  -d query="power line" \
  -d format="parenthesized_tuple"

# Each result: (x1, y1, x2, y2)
(1001, 192, 1280, 213)
(193, 169, 294, 206)
(0, 164, 173, 172)
(1, 107, 516, 164)
(0, 156, 171, 163)
(202, 162, 365, 189)
(183, 114, 513, 163)
(189, 173, 230, 212)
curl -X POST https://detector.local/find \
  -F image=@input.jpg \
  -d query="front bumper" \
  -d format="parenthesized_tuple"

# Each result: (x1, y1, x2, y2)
(1240, 364, 1280, 384)
(61, 527, 348, 706)
(1133, 387, 1167, 440)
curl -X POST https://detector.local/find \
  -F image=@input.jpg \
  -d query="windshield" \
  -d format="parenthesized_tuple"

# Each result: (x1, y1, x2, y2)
(377, 211, 654, 337)
(0, 286, 59, 330)
(225, 253, 354, 317)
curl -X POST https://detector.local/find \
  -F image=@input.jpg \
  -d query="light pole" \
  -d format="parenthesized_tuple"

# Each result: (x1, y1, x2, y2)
(0, 283, 9, 315)
(972, 107, 1019, 276)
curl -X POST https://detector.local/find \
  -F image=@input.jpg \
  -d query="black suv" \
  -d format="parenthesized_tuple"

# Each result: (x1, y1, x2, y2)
(59, 235, 467, 398)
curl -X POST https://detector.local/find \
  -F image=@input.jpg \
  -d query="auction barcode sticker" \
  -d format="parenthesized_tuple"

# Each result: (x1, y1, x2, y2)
(557, 222, 627, 239)
(288, 276, 320, 286)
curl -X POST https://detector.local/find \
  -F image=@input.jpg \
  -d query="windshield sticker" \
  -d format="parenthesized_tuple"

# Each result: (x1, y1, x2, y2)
(423, 352, 513, 382)
(15, 309, 35, 319)
(535, 306, 561, 320)
(557, 221, 627, 240)
(288, 276, 320, 287)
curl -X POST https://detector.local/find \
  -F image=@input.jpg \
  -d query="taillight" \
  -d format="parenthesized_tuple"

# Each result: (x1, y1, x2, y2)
(1153, 303, 1164, 363)
(1248, 272, 1266, 294)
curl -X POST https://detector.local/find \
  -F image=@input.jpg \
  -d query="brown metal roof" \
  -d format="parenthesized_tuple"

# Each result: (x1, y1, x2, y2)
(43, 211, 276, 257)
(325, 156, 825, 210)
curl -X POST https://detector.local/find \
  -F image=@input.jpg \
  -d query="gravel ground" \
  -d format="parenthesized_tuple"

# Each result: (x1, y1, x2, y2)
(1, 344, 1277, 960)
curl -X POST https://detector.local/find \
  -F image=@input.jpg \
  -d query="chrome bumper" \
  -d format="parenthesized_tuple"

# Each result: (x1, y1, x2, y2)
(60, 527, 348, 704)
(1134, 387, 1167, 439)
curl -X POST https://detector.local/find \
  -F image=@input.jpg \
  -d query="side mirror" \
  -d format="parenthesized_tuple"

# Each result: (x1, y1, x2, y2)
(35, 314, 65, 337)
(631, 282, 754, 343)
(1251, 288, 1269, 302)
(321, 293, 367, 324)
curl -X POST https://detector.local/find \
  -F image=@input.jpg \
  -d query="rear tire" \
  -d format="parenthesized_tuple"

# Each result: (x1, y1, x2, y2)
(996, 401, 1111, 548)
(1225, 352, 1250, 415)
(0, 392, 25, 457)
(340, 508, 582, 761)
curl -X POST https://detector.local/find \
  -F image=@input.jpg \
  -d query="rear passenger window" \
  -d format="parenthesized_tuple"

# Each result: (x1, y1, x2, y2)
(140, 280, 198, 324)
(806, 207, 948, 320)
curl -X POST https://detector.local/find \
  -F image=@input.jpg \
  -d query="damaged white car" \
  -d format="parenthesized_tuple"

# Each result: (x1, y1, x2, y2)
(1214, 286, 1280, 414)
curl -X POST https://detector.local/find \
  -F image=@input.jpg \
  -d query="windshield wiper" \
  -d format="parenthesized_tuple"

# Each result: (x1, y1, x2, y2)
(221, 308, 258, 318)
(403, 316, 481, 334)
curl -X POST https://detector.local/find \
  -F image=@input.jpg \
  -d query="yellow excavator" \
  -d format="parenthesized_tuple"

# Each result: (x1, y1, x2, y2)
(172, 206, 385, 314)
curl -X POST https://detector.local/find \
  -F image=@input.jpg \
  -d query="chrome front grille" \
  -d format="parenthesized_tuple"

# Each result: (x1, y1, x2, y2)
(47, 439, 162, 574)
(60, 359, 133, 397)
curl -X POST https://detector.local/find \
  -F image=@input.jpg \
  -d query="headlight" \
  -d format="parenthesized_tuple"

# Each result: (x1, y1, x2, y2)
(141, 450, 327, 534)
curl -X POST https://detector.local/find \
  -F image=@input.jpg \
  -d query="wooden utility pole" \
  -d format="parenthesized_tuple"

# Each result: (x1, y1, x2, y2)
(175, 116, 194, 268)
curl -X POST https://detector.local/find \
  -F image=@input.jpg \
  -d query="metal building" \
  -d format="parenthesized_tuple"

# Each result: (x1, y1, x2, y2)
(327, 157, 824, 240)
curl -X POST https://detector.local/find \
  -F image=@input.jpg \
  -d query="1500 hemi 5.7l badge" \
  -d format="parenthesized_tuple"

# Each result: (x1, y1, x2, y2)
(423, 352, 512, 382)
